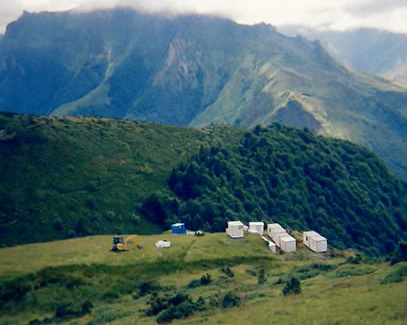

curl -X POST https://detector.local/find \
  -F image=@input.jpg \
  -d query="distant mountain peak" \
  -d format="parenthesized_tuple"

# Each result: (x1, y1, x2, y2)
(0, 9, 406, 178)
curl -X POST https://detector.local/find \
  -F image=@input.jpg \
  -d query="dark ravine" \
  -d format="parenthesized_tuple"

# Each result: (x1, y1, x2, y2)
(0, 9, 406, 178)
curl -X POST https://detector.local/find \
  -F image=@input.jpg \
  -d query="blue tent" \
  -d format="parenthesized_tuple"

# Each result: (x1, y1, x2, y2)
(171, 223, 185, 234)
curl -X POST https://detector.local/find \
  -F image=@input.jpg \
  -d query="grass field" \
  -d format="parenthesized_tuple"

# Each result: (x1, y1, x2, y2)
(0, 233, 405, 325)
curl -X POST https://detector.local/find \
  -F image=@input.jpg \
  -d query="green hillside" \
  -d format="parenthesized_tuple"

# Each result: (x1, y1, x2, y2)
(143, 125, 407, 255)
(0, 113, 244, 246)
(0, 234, 406, 325)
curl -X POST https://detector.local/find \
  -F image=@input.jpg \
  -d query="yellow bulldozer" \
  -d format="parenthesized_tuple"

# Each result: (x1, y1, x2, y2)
(111, 235, 142, 252)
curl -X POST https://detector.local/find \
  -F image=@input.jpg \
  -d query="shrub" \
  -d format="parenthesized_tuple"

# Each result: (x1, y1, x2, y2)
(156, 300, 196, 323)
(0, 280, 31, 307)
(388, 241, 407, 266)
(220, 266, 234, 278)
(200, 273, 212, 285)
(187, 279, 201, 289)
(282, 276, 301, 296)
(187, 274, 211, 288)
(380, 264, 407, 284)
(55, 300, 93, 318)
(102, 291, 120, 302)
(345, 253, 363, 264)
(257, 268, 266, 284)
(222, 292, 241, 308)
(328, 265, 374, 278)
(135, 282, 161, 298)
(145, 292, 170, 316)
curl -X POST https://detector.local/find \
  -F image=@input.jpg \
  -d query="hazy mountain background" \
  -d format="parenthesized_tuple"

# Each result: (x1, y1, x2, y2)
(0, 9, 406, 178)
(278, 26, 407, 85)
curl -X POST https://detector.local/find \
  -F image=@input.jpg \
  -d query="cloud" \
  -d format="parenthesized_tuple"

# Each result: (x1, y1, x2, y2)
(345, 0, 405, 16)
(0, 0, 406, 34)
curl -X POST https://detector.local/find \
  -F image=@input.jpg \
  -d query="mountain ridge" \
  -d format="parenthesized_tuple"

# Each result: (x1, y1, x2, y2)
(0, 9, 406, 178)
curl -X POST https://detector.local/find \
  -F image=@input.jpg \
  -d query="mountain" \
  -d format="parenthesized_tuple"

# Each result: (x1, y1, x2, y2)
(278, 26, 407, 85)
(1, 113, 405, 255)
(0, 9, 406, 179)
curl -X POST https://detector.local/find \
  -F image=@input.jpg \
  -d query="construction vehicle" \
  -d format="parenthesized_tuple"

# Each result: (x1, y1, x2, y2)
(111, 235, 142, 252)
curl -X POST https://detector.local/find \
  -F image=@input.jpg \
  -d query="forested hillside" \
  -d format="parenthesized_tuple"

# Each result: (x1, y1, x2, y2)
(0, 113, 243, 246)
(1, 113, 405, 254)
(142, 125, 407, 255)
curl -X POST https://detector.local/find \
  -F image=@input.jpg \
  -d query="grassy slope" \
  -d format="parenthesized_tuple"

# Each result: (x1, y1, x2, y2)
(0, 233, 405, 325)
(0, 113, 245, 246)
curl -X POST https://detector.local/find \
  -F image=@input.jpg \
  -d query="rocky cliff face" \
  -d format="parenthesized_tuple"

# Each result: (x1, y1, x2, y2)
(0, 9, 406, 177)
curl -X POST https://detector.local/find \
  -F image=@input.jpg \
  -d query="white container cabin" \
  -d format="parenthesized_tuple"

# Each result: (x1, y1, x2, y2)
(268, 224, 287, 242)
(261, 235, 277, 253)
(249, 222, 264, 235)
(280, 236, 296, 253)
(267, 223, 283, 235)
(303, 231, 327, 252)
(226, 221, 244, 239)
(268, 241, 277, 253)
(274, 232, 291, 247)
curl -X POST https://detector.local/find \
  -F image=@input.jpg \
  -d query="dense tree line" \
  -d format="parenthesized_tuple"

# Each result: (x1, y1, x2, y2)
(141, 124, 407, 255)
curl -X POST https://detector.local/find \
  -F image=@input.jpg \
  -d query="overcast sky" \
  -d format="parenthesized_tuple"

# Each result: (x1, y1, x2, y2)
(1, 0, 406, 34)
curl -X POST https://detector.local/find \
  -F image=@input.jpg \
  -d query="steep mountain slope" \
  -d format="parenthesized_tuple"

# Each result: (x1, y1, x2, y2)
(278, 26, 407, 85)
(142, 125, 407, 255)
(0, 9, 406, 178)
(0, 113, 244, 246)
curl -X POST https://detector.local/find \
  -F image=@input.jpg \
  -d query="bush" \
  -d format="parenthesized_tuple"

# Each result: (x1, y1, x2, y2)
(55, 300, 93, 318)
(222, 292, 241, 308)
(345, 253, 363, 264)
(187, 279, 201, 289)
(0, 279, 31, 307)
(220, 266, 234, 278)
(187, 274, 211, 288)
(135, 282, 161, 298)
(200, 273, 212, 285)
(380, 263, 407, 284)
(292, 263, 336, 280)
(257, 268, 266, 284)
(328, 265, 374, 278)
(388, 241, 407, 266)
(282, 276, 301, 296)
(156, 300, 196, 323)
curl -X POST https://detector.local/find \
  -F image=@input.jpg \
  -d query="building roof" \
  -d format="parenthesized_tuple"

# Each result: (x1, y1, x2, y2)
(275, 232, 290, 239)
(228, 221, 244, 227)
(249, 222, 264, 226)
(280, 235, 295, 242)
(268, 223, 283, 229)
(303, 230, 319, 237)
(270, 227, 286, 234)
(172, 223, 185, 227)
(312, 235, 327, 241)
